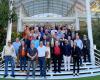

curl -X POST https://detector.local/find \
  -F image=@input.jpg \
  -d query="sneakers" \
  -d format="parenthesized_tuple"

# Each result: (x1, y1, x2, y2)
(73, 73, 79, 76)
(10, 75, 15, 77)
(54, 71, 56, 73)
(73, 73, 75, 76)
(4, 75, 15, 78)
(4, 75, 8, 78)
(58, 71, 61, 73)
(76, 73, 79, 76)
(44, 76, 46, 80)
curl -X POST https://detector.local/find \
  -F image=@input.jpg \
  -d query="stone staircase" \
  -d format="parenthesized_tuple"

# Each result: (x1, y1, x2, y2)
(0, 61, 100, 80)
(0, 48, 100, 80)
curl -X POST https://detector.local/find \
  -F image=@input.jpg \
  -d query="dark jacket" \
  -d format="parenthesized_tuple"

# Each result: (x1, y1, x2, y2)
(64, 33, 68, 39)
(27, 48, 37, 61)
(59, 38, 65, 54)
(72, 46, 80, 58)
(42, 39, 48, 46)
(64, 44, 72, 56)
(23, 39, 31, 49)
(83, 39, 90, 50)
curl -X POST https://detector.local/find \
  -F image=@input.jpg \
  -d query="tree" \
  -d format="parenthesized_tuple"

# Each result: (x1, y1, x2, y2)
(0, 0, 9, 28)
(0, 0, 17, 51)
(0, 0, 17, 28)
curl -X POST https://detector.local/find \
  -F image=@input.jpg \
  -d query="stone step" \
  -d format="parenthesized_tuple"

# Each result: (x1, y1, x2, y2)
(0, 62, 100, 80)
(0, 65, 99, 71)
(0, 67, 100, 76)
(3, 62, 92, 67)
(0, 71, 100, 80)
(0, 60, 100, 80)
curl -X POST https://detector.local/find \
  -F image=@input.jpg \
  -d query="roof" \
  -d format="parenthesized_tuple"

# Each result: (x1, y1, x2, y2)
(13, 0, 99, 17)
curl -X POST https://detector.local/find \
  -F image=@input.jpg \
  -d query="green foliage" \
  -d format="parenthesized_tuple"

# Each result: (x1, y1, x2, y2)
(93, 25, 100, 49)
(0, 28, 6, 52)
(11, 32, 22, 42)
(11, 8, 18, 22)
(80, 18, 100, 49)
(0, 0, 9, 27)
(0, 0, 17, 52)
(0, 31, 22, 52)
(0, 0, 17, 28)
(0, 0, 9, 51)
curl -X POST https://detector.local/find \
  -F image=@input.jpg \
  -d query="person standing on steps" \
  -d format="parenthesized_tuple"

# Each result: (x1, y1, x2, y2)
(53, 41, 62, 73)
(13, 38, 21, 67)
(26, 43, 38, 79)
(63, 39, 72, 71)
(2, 40, 16, 78)
(72, 41, 80, 76)
(19, 41, 27, 72)
(82, 35, 91, 62)
(74, 35, 83, 66)
(46, 42, 51, 72)
(37, 41, 47, 78)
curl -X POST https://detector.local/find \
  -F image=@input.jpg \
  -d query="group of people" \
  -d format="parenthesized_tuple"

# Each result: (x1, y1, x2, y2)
(2, 24, 91, 79)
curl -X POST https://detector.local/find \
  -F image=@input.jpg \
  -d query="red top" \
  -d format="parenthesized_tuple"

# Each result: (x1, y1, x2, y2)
(54, 46, 60, 56)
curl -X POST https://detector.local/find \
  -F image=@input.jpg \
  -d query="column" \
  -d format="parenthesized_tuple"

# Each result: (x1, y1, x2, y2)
(75, 11, 80, 31)
(6, 0, 13, 44)
(86, 0, 95, 65)
(17, 6, 23, 32)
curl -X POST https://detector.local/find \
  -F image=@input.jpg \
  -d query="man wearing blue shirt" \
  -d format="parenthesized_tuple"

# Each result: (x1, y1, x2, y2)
(31, 36, 39, 48)
(13, 38, 21, 67)
(13, 38, 21, 55)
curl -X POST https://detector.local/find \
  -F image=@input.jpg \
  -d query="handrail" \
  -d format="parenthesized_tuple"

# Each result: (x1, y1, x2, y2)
(0, 52, 4, 68)
(95, 56, 100, 60)
(94, 52, 100, 57)
(95, 49, 100, 53)
(94, 48, 100, 66)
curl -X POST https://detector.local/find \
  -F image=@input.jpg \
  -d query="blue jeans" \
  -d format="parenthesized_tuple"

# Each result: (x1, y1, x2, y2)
(27, 60, 36, 78)
(20, 57, 26, 71)
(4, 56, 15, 76)
(38, 57, 46, 77)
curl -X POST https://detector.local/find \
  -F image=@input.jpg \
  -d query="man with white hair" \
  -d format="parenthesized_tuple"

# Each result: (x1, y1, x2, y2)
(2, 40, 16, 78)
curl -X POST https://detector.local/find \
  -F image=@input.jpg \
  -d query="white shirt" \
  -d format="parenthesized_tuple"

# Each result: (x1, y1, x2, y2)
(37, 46, 46, 57)
(46, 47, 50, 58)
